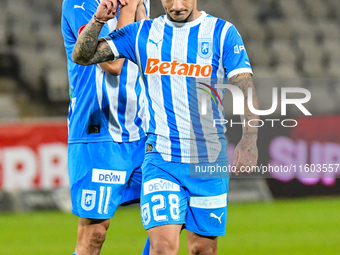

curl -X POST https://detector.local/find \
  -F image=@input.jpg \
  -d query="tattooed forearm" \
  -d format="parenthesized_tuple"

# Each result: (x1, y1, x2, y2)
(72, 18, 114, 65)
(229, 73, 252, 95)
(229, 73, 259, 139)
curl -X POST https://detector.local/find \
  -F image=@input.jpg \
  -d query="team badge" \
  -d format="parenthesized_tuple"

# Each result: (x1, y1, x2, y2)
(198, 38, 213, 59)
(77, 24, 86, 37)
(141, 203, 151, 225)
(81, 189, 96, 211)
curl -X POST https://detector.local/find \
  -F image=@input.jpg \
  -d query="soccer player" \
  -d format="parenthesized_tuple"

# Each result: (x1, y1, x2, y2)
(72, 0, 259, 254)
(61, 0, 150, 254)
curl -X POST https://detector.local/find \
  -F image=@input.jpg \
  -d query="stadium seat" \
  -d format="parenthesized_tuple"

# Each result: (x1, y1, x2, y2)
(252, 66, 274, 78)
(0, 77, 19, 94)
(274, 64, 301, 78)
(278, 77, 304, 88)
(11, 23, 38, 48)
(246, 41, 274, 67)
(6, 0, 34, 23)
(39, 48, 67, 70)
(271, 40, 298, 65)
(305, 81, 336, 115)
(297, 38, 324, 62)
(303, 0, 330, 19)
(37, 25, 64, 51)
(327, 0, 340, 21)
(289, 19, 316, 41)
(15, 47, 45, 91)
(267, 19, 294, 40)
(332, 81, 340, 108)
(44, 68, 69, 102)
(278, 0, 305, 19)
(238, 20, 267, 43)
(302, 62, 325, 78)
(0, 94, 19, 119)
(198, 0, 237, 23)
(316, 20, 340, 41)
(231, 0, 257, 17)
(327, 60, 340, 78)
(0, 6, 8, 44)
(0, 24, 7, 46)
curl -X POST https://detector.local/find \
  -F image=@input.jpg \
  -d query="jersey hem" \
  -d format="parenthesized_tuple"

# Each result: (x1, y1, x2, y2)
(227, 68, 253, 79)
(185, 226, 226, 237)
(144, 221, 185, 231)
(72, 209, 114, 219)
(68, 133, 146, 144)
(104, 37, 120, 60)
(145, 151, 228, 164)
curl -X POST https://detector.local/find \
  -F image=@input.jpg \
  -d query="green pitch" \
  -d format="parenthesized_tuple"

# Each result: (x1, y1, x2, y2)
(1, 197, 339, 255)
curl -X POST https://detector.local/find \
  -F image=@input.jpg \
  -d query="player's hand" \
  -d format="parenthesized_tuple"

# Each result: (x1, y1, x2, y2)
(232, 137, 258, 175)
(123, 0, 142, 8)
(95, 0, 128, 22)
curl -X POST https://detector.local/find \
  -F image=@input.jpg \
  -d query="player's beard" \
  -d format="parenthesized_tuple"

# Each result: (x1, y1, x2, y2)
(167, 9, 195, 23)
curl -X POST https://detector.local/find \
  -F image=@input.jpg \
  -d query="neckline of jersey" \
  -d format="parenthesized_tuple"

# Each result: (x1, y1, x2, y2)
(164, 11, 207, 28)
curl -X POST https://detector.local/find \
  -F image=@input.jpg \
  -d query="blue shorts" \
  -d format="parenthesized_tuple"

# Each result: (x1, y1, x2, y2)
(68, 137, 146, 219)
(140, 153, 229, 236)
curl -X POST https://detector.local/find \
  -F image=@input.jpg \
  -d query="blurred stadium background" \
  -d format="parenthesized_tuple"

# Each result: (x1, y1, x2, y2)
(1, 0, 340, 254)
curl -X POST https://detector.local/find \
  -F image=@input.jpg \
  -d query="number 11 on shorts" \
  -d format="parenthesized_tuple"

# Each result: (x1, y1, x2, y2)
(98, 186, 112, 214)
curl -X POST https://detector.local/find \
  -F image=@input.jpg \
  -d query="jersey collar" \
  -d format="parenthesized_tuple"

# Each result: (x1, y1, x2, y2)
(164, 11, 207, 28)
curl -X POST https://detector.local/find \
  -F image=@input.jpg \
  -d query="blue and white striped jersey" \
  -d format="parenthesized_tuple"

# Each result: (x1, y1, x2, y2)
(61, 0, 149, 143)
(106, 12, 252, 163)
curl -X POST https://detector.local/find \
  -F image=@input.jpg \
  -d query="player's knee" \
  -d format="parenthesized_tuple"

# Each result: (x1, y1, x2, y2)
(150, 237, 178, 254)
(188, 239, 217, 255)
(88, 224, 107, 246)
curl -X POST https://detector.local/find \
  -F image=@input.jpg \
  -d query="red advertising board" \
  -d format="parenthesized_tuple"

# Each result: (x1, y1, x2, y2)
(1, 116, 340, 198)
(0, 120, 68, 191)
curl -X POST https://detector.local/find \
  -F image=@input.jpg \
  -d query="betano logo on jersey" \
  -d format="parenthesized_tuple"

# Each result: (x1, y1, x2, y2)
(145, 58, 212, 77)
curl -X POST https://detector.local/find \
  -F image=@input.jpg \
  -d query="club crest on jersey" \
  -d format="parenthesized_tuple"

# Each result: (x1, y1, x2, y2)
(198, 38, 213, 59)
(81, 189, 96, 211)
(141, 203, 151, 225)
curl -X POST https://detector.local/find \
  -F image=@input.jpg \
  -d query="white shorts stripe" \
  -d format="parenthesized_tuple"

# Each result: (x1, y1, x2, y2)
(190, 193, 227, 209)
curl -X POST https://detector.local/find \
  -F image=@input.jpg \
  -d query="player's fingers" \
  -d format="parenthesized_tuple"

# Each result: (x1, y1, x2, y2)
(245, 156, 258, 174)
(106, 0, 116, 14)
(232, 150, 239, 167)
(233, 156, 244, 175)
(119, 0, 129, 6)
(232, 153, 240, 175)
(237, 153, 256, 175)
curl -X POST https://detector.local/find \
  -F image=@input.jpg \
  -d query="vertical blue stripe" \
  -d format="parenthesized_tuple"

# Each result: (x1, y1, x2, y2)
(133, 77, 143, 132)
(117, 59, 130, 140)
(187, 24, 209, 163)
(138, 20, 156, 134)
(160, 24, 179, 161)
(211, 19, 225, 78)
(102, 72, 110, 126)
(211, 20, 227, 136)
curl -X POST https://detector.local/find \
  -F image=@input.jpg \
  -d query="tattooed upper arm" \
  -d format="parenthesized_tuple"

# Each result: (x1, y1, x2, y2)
(229, 72, 259, 129)
(72, 34, 115, 65)
(228, 73, 253, 93)
(90, 39, 115, 65)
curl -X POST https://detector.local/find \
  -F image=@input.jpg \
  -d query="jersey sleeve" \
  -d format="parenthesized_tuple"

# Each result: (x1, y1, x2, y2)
(222, 25, 253, 79)
(61, 0, 109, 42)
(104, 22, 141, 64)
(144, 0, 151, 19)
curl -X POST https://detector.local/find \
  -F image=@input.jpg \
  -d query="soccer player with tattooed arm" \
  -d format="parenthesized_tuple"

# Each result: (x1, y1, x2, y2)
(61, 0, 151, 254)
(73, 0, 259, 254)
